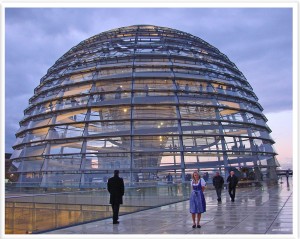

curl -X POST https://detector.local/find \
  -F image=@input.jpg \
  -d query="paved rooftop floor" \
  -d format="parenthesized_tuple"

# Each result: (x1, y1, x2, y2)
(47, 177, 294, 236)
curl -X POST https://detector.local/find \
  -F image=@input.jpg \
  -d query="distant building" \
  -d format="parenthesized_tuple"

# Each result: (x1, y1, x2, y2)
(8, 25, 279, 189)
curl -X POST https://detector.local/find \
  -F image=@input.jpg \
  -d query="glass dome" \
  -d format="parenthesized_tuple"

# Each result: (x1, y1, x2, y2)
(9, 25, 279, 188)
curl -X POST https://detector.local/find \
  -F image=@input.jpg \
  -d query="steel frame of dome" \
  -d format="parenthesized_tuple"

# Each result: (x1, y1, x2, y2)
(10, 25, 279, 188)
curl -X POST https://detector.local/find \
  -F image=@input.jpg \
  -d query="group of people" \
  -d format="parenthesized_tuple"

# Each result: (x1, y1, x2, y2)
(213, 171, 239, 202)
(106, 170, 239, 228)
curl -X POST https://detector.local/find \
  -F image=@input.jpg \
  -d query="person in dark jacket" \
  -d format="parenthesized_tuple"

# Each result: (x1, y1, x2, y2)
(285, 169, 290, 184)
(212, 172, 224, 202)
(107, 170, 125, 224)
(226, 171, 239, 202)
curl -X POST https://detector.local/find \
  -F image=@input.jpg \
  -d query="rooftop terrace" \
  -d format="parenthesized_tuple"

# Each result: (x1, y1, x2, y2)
(46, 177, 294, 236)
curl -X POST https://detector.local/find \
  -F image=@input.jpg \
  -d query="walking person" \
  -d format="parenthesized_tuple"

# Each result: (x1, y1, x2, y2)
(166, 173, 173, 192)
(107, 170, 125, 224)
(190, 171, 206, 228)
(285, 169, 290, 184)
(213, 172, 224, 202)
(226, 171, 239, 202)
(166, 173, 173, 183)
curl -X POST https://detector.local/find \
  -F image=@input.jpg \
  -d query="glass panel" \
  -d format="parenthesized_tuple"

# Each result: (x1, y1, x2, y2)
(10, 148, 23, 159)
(184, 155, 223, 167)
(173, 58, 196, 65)
(100, 68, 132, 76)
(61, 83, 92, 97)
(37, 78, 64, 93)
(182, 136, 216, 151)
(219, 100, 241, 111)
(89, 107, 131, 121)
(135, 61, 169, 67)
(28, 116, 52, 129)
(83, 155, 102, 170)
(14, 135, 26, 146)
(40, 173, 81, 187)
(135, 67, 171, 72)
(135, 69, 173, 76)
(69, 72, 95, 83)
(178, 97, 214, 106)
(49, 141, 83, 154)
(133, 135, 180, 152)
(19, 172, 42, 185)
(46, 124, 85, 139)
(135, 56, 169, 62)
(223, 125, 248, 138)
(25, 127, 49, 143)
(224, 136, 252, 153)
(133, 120, 179, 135)
(20, 157, 44, 171)
(133, 106, 177, 119)
(45, 155, 82, 171)
(43, 88, 63, 102)
(224, 136, 238, 151)
(180, 105, 216, 119)
(252, 139, 274, 153)
(83, 153, 131, 170)
(175, 79, 206, 95)
(160, 154, 182, 167)
(181, 120, 219, 135)
(22, 144, 47, 157)
(240, 102, 261, 114)
(81, 173, 110, 188)
(133, 92, 176, 100)
(224, 112, 245, 123)
(90, 92, 131, 104)
(55, 95, 90, 111)
(133, 78, 174, 91)
(133, 152, 162, 168)
(87, 121, 130, 136)
(55, 109, 87, 124)
(34, 101, 57, 114)
(16, 122, 29, 134)
(94, 79, 132, 93)
(85, 137, 130, 153)
(252, 128, 271, 140)
(23, 107, 35, 118)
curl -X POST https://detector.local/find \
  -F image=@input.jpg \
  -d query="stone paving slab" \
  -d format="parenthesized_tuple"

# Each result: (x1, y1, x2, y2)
(46, 178, 294, 236)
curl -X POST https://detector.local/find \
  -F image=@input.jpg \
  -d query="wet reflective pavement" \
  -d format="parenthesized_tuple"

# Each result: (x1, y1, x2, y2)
(47, 178, 293, 235)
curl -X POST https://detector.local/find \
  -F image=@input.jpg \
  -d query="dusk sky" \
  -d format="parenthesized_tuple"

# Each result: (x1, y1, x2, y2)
(5, 7, 293, 169)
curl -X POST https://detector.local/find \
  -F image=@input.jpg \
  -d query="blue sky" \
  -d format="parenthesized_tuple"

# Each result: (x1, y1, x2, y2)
(4, 7, 293, 169)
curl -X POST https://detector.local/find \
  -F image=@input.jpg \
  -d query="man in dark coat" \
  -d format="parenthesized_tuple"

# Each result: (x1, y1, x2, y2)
(107, 170, 125, 224)
(212, 172, 224, 202)
(226, 171, 239, 202)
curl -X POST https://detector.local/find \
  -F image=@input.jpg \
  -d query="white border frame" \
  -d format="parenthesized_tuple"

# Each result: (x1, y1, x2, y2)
(1, 2, 298, 239)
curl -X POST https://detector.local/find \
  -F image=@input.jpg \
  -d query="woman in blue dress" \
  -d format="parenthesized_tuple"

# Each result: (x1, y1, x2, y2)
(190, 171, 206, 228)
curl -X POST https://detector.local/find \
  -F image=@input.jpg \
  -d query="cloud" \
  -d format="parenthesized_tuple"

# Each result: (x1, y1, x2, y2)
(4, 8, 293, 153)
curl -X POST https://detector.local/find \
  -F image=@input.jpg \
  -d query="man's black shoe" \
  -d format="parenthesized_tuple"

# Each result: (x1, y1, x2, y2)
(113, 221, 119, 224)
